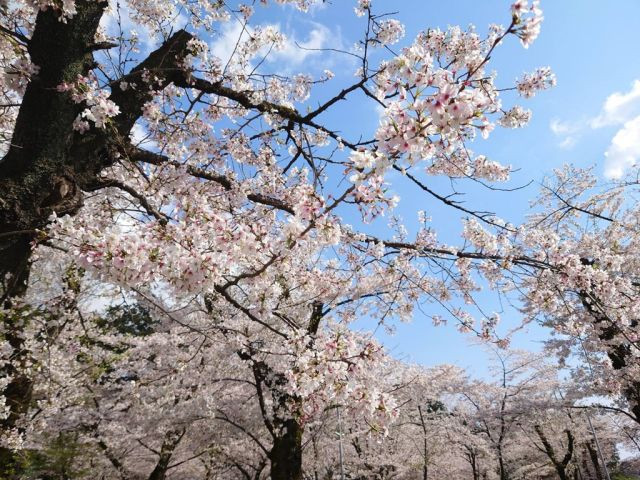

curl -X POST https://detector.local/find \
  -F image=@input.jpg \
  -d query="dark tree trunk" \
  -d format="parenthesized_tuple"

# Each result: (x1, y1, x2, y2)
(245, 353, 305, 480)
(269, 417, 304, 480)
(497, 445, 508, 480)
(465, 449, 480, 480)
(0, 7, 107, 454)
(0, 1, 194, 300)
(471, 457, 479, 480)
(0, 0, 107, 302)
(498, 458, 506, 480)
(417, 405, 429, 480)
(534, 425, 574, 480)
(147, 429, 186, 480)
(264, 303, 324, 480)
(578, 289, 640, 424)
(586, 441, 604, 480)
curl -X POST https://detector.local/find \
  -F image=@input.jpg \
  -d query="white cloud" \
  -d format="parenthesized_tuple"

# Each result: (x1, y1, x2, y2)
(270, 24, 330, 66)
(210, 19, 342, 73)
(130, 123, 157, 150)
(558, 136, 577, 150)
(549, 119, 571, 136)
(549, 118, 577, 136)
(210, 20, 250, 67)
(603, 116, 640, 179)
(549, 118, 581, 150)
(585, 80, 640, 178)
(591, 80, 640, 128)
(550, 80, 640, 167)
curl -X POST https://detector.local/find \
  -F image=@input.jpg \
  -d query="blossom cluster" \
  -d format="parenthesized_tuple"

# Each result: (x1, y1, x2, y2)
(354, 0, 371, 17)
(511, 0, 544, 48)
(57, 75, 121, 132)
(2, 58, 39, 95)
(516, 66, 556, 98)
(364, 9, 550, 193)
(374, 19, 405, 45)
(282, 326, 398, 432)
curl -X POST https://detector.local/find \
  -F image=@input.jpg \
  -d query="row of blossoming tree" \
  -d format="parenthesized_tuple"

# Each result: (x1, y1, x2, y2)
(1, 0, 640, 478)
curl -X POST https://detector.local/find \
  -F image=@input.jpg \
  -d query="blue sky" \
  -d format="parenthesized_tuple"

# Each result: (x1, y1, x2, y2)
(210, 0, 640, 377)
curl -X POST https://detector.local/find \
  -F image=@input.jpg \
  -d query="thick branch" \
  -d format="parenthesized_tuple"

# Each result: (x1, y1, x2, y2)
(127, 146, 295, 214)
(110, 30, 194, 134)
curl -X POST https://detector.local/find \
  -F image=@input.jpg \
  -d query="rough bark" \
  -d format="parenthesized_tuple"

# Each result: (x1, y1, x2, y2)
(147, 429, 186, 480)
(586, 441, 604, 480)
(579, 290, 640, 424)
(269, 417, 304, 480)
(534, 425, 574, 480)
(0, 3, 194, 301)
(0, 1, 104, 301)
(246, 304, 325, 480)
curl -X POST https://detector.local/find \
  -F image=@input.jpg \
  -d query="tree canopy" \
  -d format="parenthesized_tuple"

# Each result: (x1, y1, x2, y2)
(1, 0, 639, 478)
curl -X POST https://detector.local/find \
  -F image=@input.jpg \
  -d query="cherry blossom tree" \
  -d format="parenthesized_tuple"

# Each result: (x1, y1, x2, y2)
(454, 349, 621, 480)
(516, 166, 640, 426)
(310, 363, 469, 479)
(0, 0, 594, 477)
(301, 350, 626, 480)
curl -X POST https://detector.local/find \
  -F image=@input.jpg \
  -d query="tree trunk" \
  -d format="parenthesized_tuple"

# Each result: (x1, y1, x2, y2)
(0, 6, 106, 467)
(465, 449, 480, 480)
(0, 0, 108, 302)
(147, 429, 186, 480)
(497, 446, 508, 480)
(0, 0, 194, 467)
(586, 441, 603, 480)
(269, 417, 303, 480)
(534, 425, 574, 480)
(418, 405, 428, 480)
(579, 290, 640, 424)
(265, 303, 323, 480)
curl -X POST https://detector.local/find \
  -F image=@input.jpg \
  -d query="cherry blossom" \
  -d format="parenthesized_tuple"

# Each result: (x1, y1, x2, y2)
(8, 0, 634, 478)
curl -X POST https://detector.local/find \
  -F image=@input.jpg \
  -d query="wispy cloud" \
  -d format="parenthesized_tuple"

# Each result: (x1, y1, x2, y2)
(549, 79, 640, 178)
(210, 19, 344, 74)
(549, 118, 581, 150)
(271, 24, 331, 66)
